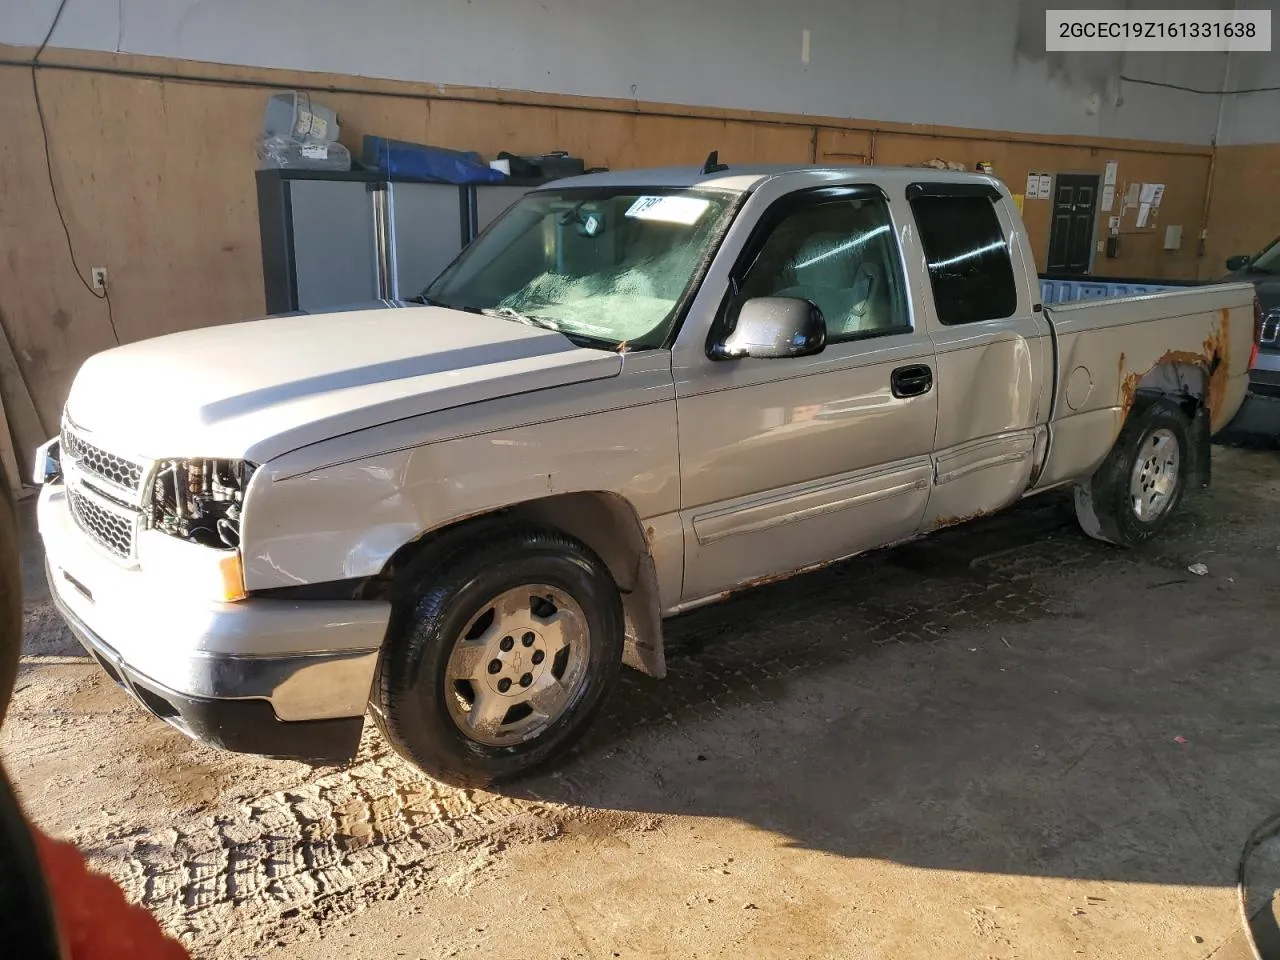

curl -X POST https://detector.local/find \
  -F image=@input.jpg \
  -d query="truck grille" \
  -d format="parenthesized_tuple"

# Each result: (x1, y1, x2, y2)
(61, 427, 145, 493)
(59, 420, 150, 561)
(67, 486, 136, 559)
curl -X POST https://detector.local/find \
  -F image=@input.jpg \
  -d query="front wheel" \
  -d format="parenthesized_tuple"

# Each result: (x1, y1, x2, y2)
(1074, 399, 1191, 547)
(373, 528, 624, 787)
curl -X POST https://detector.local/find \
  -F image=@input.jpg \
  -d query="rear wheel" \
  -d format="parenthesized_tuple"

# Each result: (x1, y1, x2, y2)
(373, 527, 624, 787)
(1074, 399, 1191, 547)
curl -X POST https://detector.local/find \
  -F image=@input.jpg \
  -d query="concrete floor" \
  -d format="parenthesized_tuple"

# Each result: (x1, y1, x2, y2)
(6, 445, 1280, 958)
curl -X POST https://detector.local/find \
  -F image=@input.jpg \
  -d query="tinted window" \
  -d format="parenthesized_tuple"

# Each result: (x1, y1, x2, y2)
(736, 195, 910, 342)
(909, 195, 1017, 326)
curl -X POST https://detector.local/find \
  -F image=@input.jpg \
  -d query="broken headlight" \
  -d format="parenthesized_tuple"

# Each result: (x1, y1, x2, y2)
(148, 459, 255, 550)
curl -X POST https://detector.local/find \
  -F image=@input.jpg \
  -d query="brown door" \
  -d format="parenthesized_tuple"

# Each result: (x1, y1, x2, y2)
(1046, 174, 1100, 275)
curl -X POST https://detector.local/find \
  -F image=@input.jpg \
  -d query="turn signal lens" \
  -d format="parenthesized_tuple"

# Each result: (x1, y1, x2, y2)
(215, 551, 247, 603)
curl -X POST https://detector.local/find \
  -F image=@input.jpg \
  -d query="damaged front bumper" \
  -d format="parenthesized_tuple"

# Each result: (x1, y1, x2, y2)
(38, 482, 391, 763)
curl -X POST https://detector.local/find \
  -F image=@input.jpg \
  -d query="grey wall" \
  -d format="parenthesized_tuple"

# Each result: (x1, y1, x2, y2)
(1218, 49, 1280, 145)
(0, 0, 1262, 145)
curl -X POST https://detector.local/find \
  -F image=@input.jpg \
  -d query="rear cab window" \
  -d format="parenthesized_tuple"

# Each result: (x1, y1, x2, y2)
(907, 192, 1018, 326)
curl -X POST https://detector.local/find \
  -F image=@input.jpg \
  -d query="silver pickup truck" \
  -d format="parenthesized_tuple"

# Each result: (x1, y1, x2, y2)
(33, 165, 1258, 786)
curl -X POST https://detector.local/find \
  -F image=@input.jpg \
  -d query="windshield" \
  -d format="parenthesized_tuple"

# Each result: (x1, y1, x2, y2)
(1250, 236, 1280, 274)
(423, 187, 736, 349)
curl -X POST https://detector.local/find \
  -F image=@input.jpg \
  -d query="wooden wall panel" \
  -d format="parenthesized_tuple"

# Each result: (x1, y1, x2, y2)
(414, 101, 816, 170)
(0, 68, 267, 441)
(1205, 145, 1280, 275)
(0, 45, 1239, 460)
(814, 129, 874, 165)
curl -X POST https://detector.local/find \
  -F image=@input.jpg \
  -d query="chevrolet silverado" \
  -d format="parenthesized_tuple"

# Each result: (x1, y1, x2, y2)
(33, 165, 1259, 785)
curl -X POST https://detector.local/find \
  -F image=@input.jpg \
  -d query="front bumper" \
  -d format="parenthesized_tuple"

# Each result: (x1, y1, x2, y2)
(38, 482, 392, 763)
(1219, 363, 1280, 438)
(1248, 366, 1280, 400)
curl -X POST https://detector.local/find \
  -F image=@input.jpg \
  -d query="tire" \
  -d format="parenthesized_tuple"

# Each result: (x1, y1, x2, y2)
(372, 527, 624, 787)
(1074, 398, 1192, 547)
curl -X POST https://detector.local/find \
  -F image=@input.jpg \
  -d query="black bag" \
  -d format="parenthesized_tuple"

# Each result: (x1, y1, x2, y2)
(497, 151, 587, 181)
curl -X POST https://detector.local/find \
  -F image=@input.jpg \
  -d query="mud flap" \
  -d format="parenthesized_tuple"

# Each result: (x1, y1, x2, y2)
(1189, 403, 1211, 490)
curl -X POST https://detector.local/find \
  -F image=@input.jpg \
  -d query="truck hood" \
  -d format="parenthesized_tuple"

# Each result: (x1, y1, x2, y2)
(63, 304, 622, 463)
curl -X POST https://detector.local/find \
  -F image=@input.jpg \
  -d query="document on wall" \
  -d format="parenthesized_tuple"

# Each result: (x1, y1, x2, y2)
(1037, 174, 1053, 199)
(1139, 183, 1159, 205)
(1026, 172, 1041, 197)
(1125, 182, 1141, 206)
(1136, 202, 1152, 228)
(1101, 184, 1115, 212)
(1104, 161, 1118, 186)
(1150, 183, 1165, 208)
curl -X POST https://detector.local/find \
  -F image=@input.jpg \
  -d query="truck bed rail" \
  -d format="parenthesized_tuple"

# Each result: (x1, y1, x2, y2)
(1038, 276, 1195, 306)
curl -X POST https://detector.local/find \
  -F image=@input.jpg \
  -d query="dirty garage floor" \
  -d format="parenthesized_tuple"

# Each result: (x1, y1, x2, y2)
(6, 445, 1280, 959)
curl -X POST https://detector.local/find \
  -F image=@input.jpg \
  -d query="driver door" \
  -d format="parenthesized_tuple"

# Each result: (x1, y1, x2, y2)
(673, 185, 939, 603)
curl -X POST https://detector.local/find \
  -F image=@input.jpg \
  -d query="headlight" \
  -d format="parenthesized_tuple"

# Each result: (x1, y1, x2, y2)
(149, 459, 255, 550)
(143, 458, 254, 603)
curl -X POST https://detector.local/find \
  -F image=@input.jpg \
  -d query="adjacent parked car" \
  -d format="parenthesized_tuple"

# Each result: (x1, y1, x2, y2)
(1224, 237, 1280, 434)
(32, 165, 1258, 786)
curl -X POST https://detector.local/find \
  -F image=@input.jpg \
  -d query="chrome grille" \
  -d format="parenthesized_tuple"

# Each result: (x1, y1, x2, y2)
(61, 427, 145, 492)
(67, 486, 135, 559)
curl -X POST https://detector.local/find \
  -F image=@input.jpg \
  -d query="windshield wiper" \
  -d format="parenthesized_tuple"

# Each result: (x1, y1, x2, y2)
(480, 307, 620, 351)
(482, 306, 562, 330)
(407, 292, 450, 306)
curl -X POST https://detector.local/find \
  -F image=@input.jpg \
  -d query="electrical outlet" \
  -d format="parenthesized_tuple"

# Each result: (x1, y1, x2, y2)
(91, 267, 107, 292)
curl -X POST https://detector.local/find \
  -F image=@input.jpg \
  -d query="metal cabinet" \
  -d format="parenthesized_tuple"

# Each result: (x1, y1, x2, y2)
(383, 182, 472, 302)
(257, 171, 549, 315)
(472, 184, 542, 237)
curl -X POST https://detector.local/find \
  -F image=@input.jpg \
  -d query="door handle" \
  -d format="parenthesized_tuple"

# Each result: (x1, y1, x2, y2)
(891, 364, 933, 399)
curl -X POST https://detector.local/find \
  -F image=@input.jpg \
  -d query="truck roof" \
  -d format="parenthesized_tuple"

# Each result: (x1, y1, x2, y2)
(546, 164, 1003, 195)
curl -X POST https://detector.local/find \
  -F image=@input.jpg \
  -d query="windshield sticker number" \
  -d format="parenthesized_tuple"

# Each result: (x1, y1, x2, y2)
(625, 196, 711, 226)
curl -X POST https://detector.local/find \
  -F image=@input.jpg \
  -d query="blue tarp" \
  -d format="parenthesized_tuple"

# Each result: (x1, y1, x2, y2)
(361, 136, 506, 184)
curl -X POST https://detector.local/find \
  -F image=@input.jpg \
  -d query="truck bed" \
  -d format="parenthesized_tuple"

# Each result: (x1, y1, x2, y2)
(1034, 280, 1257, 492)
(1038, 275, 1203, 306)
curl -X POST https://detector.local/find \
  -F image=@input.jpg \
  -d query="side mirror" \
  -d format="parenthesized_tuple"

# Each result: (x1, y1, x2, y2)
(31, 438, 60, 487)
(709, 297, 827, 361)
(1226, 254, 1251, 272)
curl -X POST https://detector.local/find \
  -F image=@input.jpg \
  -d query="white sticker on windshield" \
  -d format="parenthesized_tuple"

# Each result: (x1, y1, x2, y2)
(625, 196, 711, 226)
